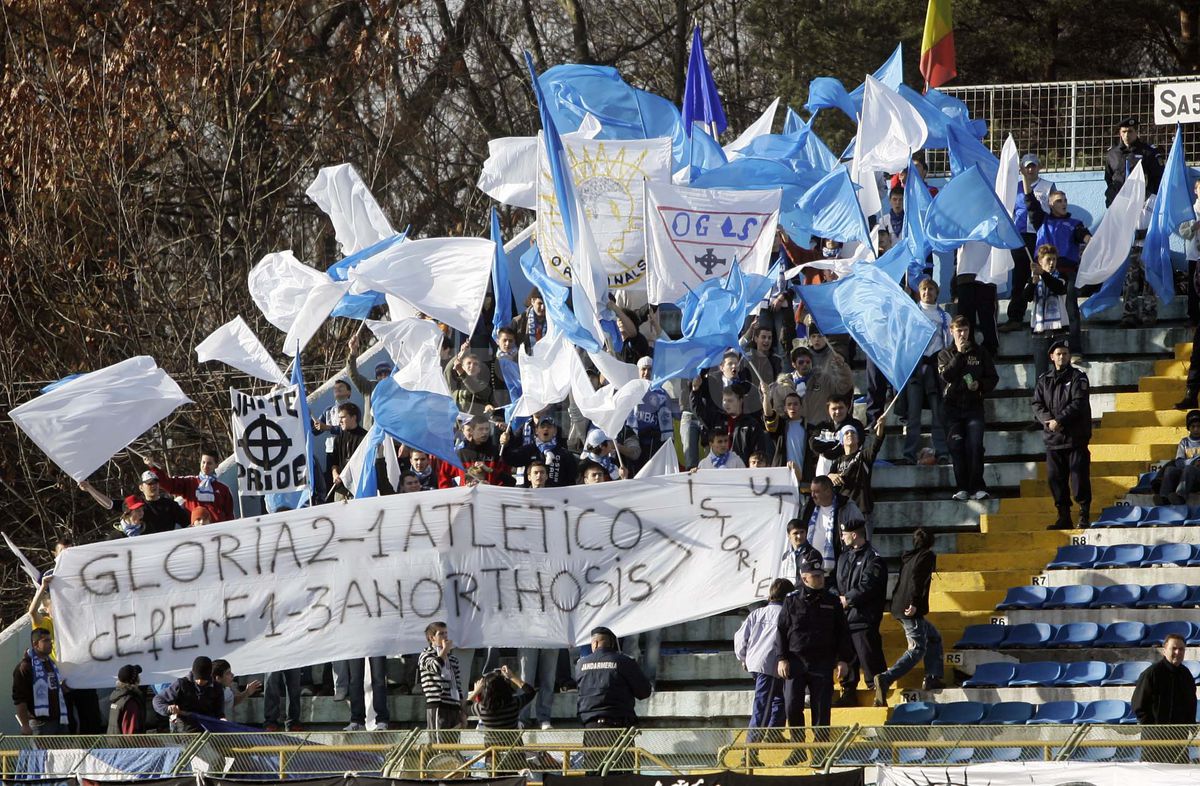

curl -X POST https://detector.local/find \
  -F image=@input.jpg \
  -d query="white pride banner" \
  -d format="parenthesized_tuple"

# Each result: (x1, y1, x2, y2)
(51, 469, 798, 687)
(230, 386, 309, 496)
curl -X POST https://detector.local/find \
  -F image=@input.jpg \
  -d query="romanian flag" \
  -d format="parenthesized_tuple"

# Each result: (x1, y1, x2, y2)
(920, 0, 956, 89)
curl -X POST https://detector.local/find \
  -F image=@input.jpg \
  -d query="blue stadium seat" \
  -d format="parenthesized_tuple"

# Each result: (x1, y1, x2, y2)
(1057, 661, 1110, 687)
(1077, 699, 1132, 724)
(1091, 584, 1143, 608)
(956, 624, 1009, 649)
(1137, 583, 1190, 608)
(996, 585, 1049, 611)
(1145, 543, 1193, 567)
(1071, 746, 1118, 761)
(988, 747, 1024, 761)
(943, 748, 975, 764)
(931, 701, 987, 726)
(835, 748, 881, 765)
(1186, 505, 1200, 525)
(1027, 700, 1082, 724)
(963, 662, 1017, 688)
(1045, 585, 1097, 609)
(1048, 545, 1100, 569)
(982, 701, 1035, 725)
(1009, 661, 1063, 687)
(1096, 621, 1147, 647)
(1190, 545, 1200, 567)
(1002, 622, 1054, 648)
(1185, 661, 1200, 683)
(1051, 622, 1102, 648)
(1143, 620, 1197, 646)
(1185, 586, 1200, 608)
(897, 748, 927, 764)
(889, 702, 937, 725)
(1140, 505, 1189, 526)
(1091, 505, 1145, 527)
(1130, 472, 1157, 495)
(1102, 661, 1151, 686)
(1094, 544, 1149, 568)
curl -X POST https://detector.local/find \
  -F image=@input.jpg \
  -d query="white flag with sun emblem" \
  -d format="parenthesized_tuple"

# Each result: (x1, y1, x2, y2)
(643, 181, 781, 304)
(535, 134, 673, 291)
(230, 385, 309, 495)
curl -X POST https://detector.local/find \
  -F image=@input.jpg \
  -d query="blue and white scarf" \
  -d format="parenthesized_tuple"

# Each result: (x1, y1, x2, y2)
(195, 473, 216, 504)
(28, 649, 67, 725)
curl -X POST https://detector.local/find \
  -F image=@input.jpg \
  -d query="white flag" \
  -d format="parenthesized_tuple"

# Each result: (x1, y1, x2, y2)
(230, 385, 309, 495)
(569, 357, 650, 445)
(477, 137, 539, 209)
(634, 440, 681, 479)
(724, 97, 780, 161)
(10, 357, 192, 482)
(347, 237, 494, 334)
(306, 164, 395, 256)
(247, 250, 328, 333)
(365, 318, 445, 371)
(588, 350, 640, 388)
(644, 180, 781, 304)
(980, 136, 1022, 286)
(512, 333, 576, 417)
(569, 195, 609, 349)
(855, 75, 928, 174)
(195, 316, 288, 384)
(282, 279, 352, 357)
(1077, 163, 1146, 287)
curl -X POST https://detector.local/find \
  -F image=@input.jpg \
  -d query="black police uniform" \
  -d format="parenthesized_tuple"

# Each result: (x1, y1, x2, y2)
(775, 581, 853, 729)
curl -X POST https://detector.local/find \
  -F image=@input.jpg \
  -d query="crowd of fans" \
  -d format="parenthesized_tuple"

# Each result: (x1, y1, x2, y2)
(13, 118, 1198, 740)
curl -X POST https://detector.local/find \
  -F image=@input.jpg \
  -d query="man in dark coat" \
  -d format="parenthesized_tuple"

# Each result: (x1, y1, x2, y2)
(1133, 633, 1197, 724)
(938, 315, 999, 501)
(834, 518, 888, 706)
(1104, 117, 1164, 207)
(874, 529, 944, 707)
(1032, 340, 1092, 530)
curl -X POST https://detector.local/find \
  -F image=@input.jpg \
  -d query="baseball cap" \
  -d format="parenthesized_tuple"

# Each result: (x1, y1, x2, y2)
(636, 356, 653, 369)
(374, 362, 392, 377)
(117, 664, 142, 683)
(1019, 153, 1039, 168)
(586, 427, 610, 449)
(139, 470, 158, 484)
(123, 495, 145, 511)
(537, 414, 557, 426)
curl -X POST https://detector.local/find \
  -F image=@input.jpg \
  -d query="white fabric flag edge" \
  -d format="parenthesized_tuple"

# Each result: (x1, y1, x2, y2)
(980, 135, 1022, 286)
(1077, 162, 1147, 286)
(195, 316, 288, 384)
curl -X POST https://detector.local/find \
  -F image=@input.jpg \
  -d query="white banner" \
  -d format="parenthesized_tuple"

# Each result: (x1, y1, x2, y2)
(879, 762, 1200, 786)
(50, 469, 797, 687)
(230, 385, 309, 495)
(536, 135, 673, 290)
(644, 181, 781, 304)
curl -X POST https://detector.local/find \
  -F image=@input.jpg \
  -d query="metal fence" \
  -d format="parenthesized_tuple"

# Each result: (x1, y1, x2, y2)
(3, 725, 1200, 779)
(930, 75, 1200, 173)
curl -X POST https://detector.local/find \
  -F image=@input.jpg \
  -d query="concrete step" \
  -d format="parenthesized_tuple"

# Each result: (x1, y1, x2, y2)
(1116, 391, 1196, 411)
(874, 462, 1034, 491)
(1040, 566, 1200, 586)
(984, 393, 1117, 426)
(657, 651, 930, 690)
(991, 359, 1155, 390)
(871, 498, 990, 533)
(1018, 476, 1138, 498)
(954, 530, 1076, 554)
(939, 549, 1051, 572)
(932, 570, 1039, 593)
(932, 590, 1009, 612)
(1089, 441, 1176, 461)
(1069, 525, 1197, 547)
(1001, 608, 1200, 625)
(1102, 409, 1192, 427)
(1141, 375, 1188, 393)
(879, 430, 1048, 462)
(996, 325, 1188, 359)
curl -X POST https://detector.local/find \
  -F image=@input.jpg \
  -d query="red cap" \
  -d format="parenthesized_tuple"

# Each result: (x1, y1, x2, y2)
(123, 495, 145, 511)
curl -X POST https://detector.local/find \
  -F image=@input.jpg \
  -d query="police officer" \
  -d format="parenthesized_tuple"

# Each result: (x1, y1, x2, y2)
(575, 626, 652, 771)
(835, 518, 889, 707)
(775, 557, 853, 737)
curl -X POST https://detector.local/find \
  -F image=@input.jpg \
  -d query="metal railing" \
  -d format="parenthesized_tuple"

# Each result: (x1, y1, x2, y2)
(2, 725, 1200, 779)
(932, 75, 1200, 172)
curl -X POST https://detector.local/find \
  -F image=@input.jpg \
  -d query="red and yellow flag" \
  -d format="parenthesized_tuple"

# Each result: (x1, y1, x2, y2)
(920, 0, 956, 89)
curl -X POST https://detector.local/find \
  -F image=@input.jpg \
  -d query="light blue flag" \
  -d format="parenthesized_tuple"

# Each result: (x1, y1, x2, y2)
(350, 424, 387, 499)
(651, 261, 778, 386)
(924, 166, 1024, 252)
(327, 232, 407, 319)
(846, 44, 903, 107)
(683, 25, 727, 137)
(1080, 258, 1130, 318)
(526, 53, 579, 252)
(537, 63, 725, 175)
(518, 246, 603, 352)
(946, 122, 999, 184)
(1142, 126, 1190, 304)
(784, 106, 807, 135)
(490, 208, 515, 340)
(833, 261, 936, 392)
(371, 374, 465, 471)
(794, 277, 847, 335)
(796, 167, 872, 248)
(804, 44, 903, 119)
(904, 160, 935, 260)
(797, 120, 839, 172)
(41, 373, 86, 393)
(924, 89, 988, 138)
(265, 349, 316, 513)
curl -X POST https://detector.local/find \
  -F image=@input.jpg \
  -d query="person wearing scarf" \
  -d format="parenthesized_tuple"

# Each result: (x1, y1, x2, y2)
(500, 415, 577, 486)
(764, 390, 806, 471)
(147, 453, 234, 523)
(14, 628, 68, 734)
(1025, 245, 1071, 381)
(695, 430, 745, 470)
(116, 495, 146, 537)
(580, 428, 621, 480)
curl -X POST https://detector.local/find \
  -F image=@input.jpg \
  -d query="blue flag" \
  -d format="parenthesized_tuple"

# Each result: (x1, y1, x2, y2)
(794, 277, 847, 336)
(683, 25, 727, 137)
(904, 160, 935, 261)
(833, 262, 936, 392)
(796, 167, 872, 248)
(946, 122, 999, 184)
(265, 351, 316, 513)
(924, 88, 988, 138)
(327, 232, 407, 319)
(804, 44, 903, 119)
(784, 106, 807, 135)
(847, 43, 903, 107)
(652, 261, 778, 386)
(1142, 126, 1190, 305)
(924, 166, 1023, 252)
(490, 208, 515, 340)
(371, 374, 464, 471)
(526, 53, 578, 252)
(518, 245, 603, 352)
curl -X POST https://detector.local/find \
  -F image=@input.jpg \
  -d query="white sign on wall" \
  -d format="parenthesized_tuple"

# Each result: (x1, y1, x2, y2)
(1154, 81, 1200, 125)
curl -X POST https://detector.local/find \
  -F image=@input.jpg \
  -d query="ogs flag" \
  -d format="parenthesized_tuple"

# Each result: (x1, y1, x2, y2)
(230, 385, 309, 495)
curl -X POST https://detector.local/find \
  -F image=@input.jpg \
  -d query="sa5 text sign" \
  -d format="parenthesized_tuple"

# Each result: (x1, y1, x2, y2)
(1154, 81, 1200, 125)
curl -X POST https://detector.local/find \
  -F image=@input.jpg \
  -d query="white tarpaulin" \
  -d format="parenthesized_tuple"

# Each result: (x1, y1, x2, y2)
(10, 357, 192, 482)
(305, 164, 395, 256)
(195, 316, 288, 384)
(644, 180, 781, 304)
(347, 237, 494, 334)
(1077, 162, 1147, 286)
(877, 761, 1200, 786)
(230, 385, 309, 495)
(51, 469, 798, 687)
(247, 250, 329, 334)
(537, 135, 673, 290)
